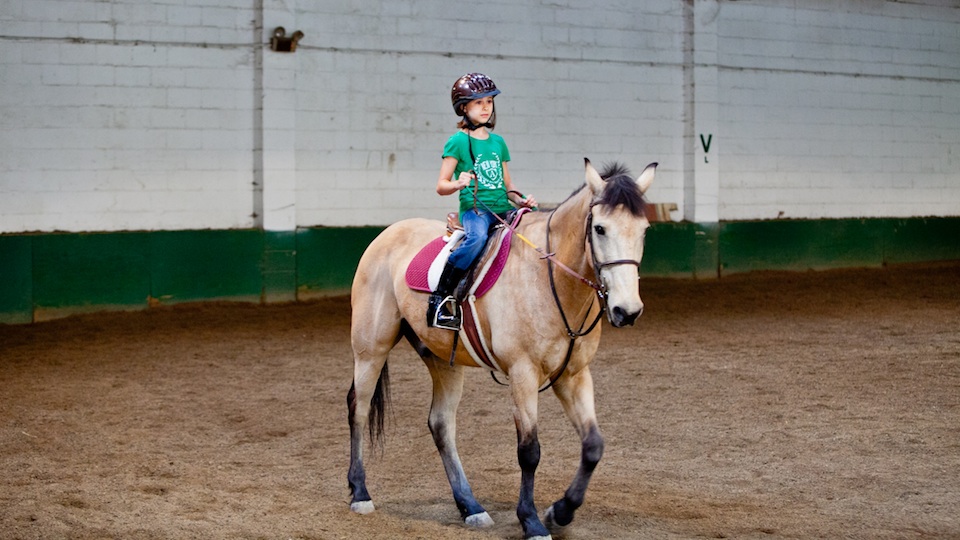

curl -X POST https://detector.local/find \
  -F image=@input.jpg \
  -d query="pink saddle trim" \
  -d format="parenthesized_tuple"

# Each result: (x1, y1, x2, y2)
(473, 229, 511, 298)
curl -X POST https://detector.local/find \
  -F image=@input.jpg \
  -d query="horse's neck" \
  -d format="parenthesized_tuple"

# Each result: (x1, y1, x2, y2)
(545, 188, 596, 306)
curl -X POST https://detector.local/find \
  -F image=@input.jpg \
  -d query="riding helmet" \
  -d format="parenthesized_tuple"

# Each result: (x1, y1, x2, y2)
(451, 73, 501, 116)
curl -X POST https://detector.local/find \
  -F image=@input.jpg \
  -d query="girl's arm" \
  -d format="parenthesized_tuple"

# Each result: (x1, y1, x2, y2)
(436, 156, 472, 196)
(502, 162, 538, 208)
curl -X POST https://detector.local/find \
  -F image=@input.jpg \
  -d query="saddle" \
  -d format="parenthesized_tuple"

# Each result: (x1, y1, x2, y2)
(405, 208, 528, 297)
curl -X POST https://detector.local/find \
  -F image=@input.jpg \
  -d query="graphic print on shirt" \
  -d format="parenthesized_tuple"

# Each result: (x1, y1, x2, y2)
(473, 151, 504, 191)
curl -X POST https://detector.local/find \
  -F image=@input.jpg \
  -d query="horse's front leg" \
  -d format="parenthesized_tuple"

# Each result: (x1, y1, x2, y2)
(543, 366, 604, 531)
(511, 364, 552, 540)
(423, 356, 493, 528)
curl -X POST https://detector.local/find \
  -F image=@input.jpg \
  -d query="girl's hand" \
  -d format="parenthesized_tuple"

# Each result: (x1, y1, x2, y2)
(456, 171, 475, 190)
(521, 194, 537, 208)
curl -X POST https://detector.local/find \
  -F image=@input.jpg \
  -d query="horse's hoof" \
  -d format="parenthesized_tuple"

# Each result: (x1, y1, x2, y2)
(527, 535, 552, 540)
(543, 504, 570, 532)
(543, 504, 558, 528)
(465, 511, 494, 528)
(350, 500, 375, 514)
(543, 503, 569, 531)
(543, 504, 557, 530)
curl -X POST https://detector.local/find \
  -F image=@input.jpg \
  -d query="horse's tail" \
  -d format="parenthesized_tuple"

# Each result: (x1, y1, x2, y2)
(347, 361, 391, 451)
(368, 361, 390, 450)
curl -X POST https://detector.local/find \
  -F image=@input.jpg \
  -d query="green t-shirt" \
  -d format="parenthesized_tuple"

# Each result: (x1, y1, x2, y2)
(442, 131, 513, 216)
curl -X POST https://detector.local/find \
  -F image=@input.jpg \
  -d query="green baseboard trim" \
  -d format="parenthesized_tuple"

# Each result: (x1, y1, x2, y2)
(31, 232, 152, 321)
(718, 217, 960, 275)
(149, 229, 264, 306)
(296, 226, 384, 299)
(719, 219, 884, 275)
(1, 217, 958, 324)
(885, 217, 960, 265)
(644, 222, 719, 279)
(263, 230, 298, 303)
(0, 235, 33, 324)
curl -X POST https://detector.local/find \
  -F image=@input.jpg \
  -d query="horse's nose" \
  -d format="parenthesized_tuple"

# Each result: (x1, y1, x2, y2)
(611, 304, 643, 327)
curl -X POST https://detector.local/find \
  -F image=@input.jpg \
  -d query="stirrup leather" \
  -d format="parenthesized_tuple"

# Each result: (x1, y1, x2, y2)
(428, 294, 462, 331)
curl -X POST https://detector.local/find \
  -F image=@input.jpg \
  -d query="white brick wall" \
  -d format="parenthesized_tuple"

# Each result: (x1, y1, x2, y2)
(0, 0, 257, 232)
(717, 0, 960, 220)
(0, 0, 957, 233)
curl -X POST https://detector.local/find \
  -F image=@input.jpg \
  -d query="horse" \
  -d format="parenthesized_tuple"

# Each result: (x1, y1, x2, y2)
(347, 158, 656, 539)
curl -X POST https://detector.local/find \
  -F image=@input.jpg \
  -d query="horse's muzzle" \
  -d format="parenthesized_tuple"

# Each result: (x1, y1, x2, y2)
(610, 305, 642, 327)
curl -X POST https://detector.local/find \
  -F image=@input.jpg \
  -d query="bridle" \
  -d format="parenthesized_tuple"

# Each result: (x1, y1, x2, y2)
(530, 198, 642, 392)
(545, 200, 643, 340)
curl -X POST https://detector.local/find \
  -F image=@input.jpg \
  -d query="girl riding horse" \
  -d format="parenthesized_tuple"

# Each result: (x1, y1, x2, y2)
(428, 73, 538, 330)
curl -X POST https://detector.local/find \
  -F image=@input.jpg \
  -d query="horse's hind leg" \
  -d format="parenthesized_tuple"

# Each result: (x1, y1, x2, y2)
(543, 367, 604, 531)
(347, 292, 402, 514)
(347, 372, 382, 514)
(419, 342, 494, 528)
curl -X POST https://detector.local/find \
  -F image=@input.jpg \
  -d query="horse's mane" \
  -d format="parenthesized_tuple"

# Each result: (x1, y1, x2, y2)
(566, 162, 647, 217)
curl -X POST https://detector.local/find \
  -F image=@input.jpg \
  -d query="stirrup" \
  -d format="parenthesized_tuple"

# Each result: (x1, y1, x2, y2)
(429, 295, 462, 331)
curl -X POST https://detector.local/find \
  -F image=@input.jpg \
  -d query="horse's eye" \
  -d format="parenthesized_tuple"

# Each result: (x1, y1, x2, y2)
(594, 225, 606, 236)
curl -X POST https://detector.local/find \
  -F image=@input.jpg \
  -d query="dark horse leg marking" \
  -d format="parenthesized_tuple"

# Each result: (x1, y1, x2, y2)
(544, 424, 604, 528)
(403, 320, 493, 527)
(346, 382, 369, 508)
(516, 430, 551, 539)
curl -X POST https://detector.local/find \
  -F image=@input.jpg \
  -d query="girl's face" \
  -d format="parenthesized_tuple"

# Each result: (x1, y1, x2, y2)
(464, 96, 494, 125)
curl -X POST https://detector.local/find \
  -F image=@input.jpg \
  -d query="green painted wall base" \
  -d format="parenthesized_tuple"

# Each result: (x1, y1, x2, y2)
(296, 227, 384, 299)
(715, 217, 960, 274)
(2, 217, 958, 324)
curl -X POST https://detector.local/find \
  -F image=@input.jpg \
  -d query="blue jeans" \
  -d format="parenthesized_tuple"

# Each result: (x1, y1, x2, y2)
(448, 210, 504, 270)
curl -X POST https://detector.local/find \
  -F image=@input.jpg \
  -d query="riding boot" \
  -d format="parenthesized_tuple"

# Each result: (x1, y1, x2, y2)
(427, 263, 467, 331)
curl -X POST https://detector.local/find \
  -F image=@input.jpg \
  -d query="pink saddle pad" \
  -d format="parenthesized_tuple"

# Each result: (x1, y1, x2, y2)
(405, 237, 447, 293)
(405, 210, 527, 298)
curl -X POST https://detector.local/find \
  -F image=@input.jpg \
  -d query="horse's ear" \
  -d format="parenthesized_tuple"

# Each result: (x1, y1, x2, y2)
(584, 158, 605, 195)
(636, 162, 657, 194)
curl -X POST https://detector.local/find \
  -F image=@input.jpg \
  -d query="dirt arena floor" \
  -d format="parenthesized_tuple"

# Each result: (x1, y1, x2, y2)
(2, 263, 959, 539)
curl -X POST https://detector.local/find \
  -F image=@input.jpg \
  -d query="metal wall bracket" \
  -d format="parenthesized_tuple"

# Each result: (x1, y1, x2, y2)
(270, 27, 304, 52)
